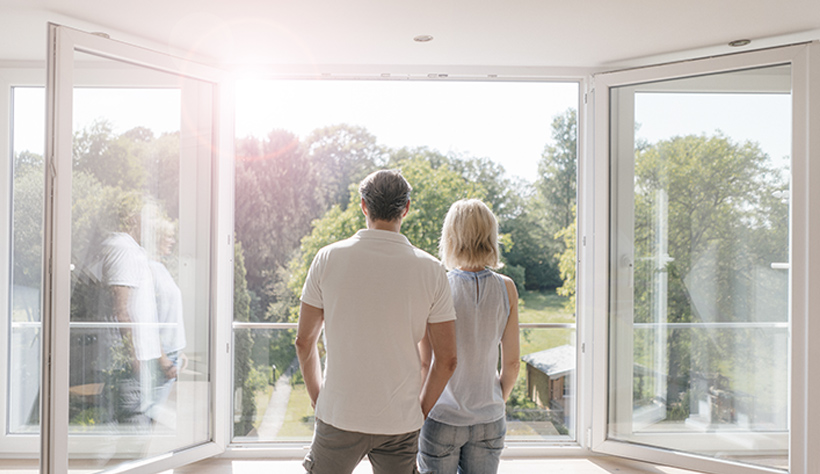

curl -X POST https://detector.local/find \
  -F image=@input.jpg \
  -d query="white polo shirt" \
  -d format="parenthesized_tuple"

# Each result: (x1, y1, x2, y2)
(301, 229, 456, 435)
(101, 232, 162, 362)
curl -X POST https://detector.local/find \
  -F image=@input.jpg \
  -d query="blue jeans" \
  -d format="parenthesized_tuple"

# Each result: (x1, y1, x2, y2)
(417, 417, 505, 474)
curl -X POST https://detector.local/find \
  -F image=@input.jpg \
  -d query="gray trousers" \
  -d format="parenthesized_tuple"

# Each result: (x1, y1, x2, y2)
(303, 418, 421, 474)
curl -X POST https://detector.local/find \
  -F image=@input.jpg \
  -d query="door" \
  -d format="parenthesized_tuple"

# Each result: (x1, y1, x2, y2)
(590, 43, 818, 474)
(42, 24, 233, 474)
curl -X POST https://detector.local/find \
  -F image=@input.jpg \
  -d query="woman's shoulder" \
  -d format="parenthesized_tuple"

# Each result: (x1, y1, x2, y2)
(493, 272, 518, 296)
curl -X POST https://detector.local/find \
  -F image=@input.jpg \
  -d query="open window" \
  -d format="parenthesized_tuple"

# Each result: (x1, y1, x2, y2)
(590, 43, 818, 474)
(38, 24, 234, 473)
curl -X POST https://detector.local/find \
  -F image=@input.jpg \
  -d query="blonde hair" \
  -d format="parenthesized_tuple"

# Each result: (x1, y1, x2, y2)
(439, 199, 502, 270)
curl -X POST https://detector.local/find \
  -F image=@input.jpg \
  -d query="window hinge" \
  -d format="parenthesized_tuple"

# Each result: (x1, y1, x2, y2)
(581, 342, 585, 353)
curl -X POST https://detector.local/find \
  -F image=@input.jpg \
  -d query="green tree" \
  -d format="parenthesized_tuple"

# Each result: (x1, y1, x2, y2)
(11, 154, 45, 292)
(72, 119, 145, 191)
(536, 108, 577, 231)
(285, 152, 487, 322)
(632, 133, 787, 418)
(232, 240, 256, 436)
(305, 124, 386, 211)
(235, 130, 323, 320)
(503, 108, 577, 290)
(555, 206, 577, 313)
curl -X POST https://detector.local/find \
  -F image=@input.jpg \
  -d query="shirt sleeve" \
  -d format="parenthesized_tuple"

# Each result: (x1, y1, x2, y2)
(102, 239, 142, 288)
(427, 264, 456, 324)
(300, 248, 326, 309)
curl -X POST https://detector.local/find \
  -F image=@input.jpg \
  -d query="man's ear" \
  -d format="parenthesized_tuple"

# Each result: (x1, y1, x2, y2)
(402, 199, 411, 217)
(361, 198, 368, 216)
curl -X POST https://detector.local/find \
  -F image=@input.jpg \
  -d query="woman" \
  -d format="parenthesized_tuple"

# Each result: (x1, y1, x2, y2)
(418, 199, 520, 474)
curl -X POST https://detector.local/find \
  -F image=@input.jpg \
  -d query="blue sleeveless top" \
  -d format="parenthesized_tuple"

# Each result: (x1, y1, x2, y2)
(428, 268, 511, 426)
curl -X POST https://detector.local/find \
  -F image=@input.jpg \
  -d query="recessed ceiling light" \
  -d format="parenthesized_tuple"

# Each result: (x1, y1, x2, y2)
(414, 35, 434, 43)
(728, 39, 751, 47)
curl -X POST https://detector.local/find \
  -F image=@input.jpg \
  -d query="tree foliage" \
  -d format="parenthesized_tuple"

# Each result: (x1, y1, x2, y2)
(234, 130, 323, 320)
(631, 132, 788, 419)
(305, 124, 386, 211)
(504, 108, 578, 290)
(536, 108, 577, 231)
(284, 151, 495, 322)
(555, 206, 577, 313)
(232, 240, 256, 436)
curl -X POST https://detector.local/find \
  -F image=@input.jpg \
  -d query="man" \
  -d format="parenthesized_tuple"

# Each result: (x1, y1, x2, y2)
(99, 199, 174, 428)
(296, 169, 458, 474)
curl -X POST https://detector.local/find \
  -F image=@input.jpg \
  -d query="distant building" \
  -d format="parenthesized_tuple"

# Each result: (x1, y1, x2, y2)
(522, 344, 575, 417)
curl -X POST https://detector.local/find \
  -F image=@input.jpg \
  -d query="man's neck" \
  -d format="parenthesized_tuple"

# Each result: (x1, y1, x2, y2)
(366, 218, 402, 233)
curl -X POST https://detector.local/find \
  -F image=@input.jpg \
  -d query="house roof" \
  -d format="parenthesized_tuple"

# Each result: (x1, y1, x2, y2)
(522, 344, 576, 378)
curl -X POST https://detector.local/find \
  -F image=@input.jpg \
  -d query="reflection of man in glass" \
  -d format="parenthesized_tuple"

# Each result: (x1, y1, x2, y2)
(146, 218, 187, 423)
(100, 201, 163, 429)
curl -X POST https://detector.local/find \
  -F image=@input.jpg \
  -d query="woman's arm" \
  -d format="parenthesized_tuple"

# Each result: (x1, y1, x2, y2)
(499, 277, 520, 401)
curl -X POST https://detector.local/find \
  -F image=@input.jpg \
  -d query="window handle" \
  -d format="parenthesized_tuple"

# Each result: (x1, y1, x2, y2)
(621, 254, 633, 288)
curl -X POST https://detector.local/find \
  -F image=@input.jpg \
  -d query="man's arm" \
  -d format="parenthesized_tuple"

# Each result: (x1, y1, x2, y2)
(418, 330, 432, 384)
(111, 285, 139, 372)
(295, 302, 324, 409)
(419, 320, 457, 418)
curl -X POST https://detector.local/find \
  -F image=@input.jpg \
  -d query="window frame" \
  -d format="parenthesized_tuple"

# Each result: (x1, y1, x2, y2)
(0, 63, 46, 456)
(39, 23, 235, 474)
(224, 69, 594, 459)
(589, 43, 820, 474)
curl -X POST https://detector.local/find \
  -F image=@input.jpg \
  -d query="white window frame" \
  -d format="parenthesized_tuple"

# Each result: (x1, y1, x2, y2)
(589, 43, 820, 474)
(221, 68, 595, 459)
(0, 63, 46, 457)
(40, 23, 235, 474)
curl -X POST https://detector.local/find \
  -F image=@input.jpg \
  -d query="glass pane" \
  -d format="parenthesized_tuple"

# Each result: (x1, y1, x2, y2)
(67, 52, 212, 471)
(509, 327, 576, 441)
(232, 79, 580, 445)
(232, 328, 311, 442)
(5, 86, 45, 470)
(609, 65, 790, 471)
(232, 326, 577, 443)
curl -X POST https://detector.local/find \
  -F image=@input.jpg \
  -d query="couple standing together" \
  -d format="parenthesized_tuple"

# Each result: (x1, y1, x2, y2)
(295, 169, 521, 474)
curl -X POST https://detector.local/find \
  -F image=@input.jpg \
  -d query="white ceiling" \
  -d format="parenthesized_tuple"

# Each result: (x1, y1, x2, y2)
(2, 0, 820, 71)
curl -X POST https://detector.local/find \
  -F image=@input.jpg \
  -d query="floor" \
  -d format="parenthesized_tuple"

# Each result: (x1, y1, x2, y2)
(170, 456, 703, 474)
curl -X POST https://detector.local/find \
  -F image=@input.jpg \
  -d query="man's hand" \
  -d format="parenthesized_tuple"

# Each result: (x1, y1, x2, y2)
(160, 354, 178, 379)
(419, 320, 457, 418)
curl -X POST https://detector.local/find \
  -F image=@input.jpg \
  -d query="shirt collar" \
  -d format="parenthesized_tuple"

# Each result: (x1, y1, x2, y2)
(354, 228, 412, 246)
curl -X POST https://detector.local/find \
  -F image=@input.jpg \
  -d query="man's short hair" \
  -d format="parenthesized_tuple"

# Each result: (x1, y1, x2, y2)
(439, 199, 502, 270)
(359, 169, 412, 222)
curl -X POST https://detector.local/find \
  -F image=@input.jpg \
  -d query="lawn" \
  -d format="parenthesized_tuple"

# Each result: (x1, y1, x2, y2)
(517, 289, 575, 324)
(516, 289, 575, 357)
(276, 381, 315, 439)
(271, 289, 576, 441)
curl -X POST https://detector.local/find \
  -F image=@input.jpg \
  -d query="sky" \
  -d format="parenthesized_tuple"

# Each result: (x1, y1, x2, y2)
(12, 80, 791, 183)
(635, 92, 791, 171)
(233, 80, 580, 182)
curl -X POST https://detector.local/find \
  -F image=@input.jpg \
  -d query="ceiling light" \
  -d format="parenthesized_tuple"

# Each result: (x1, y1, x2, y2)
(414, 35, 434, 43)
(728, 39, 751, 47)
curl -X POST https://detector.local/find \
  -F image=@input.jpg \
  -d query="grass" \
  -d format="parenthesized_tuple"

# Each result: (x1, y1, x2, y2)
(269, 289, 576, 440)
(276, 381, 315, 439)
(517, 289, 575, 324)
(516, 289, 575, 357)
(252, 385, 274, 431)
